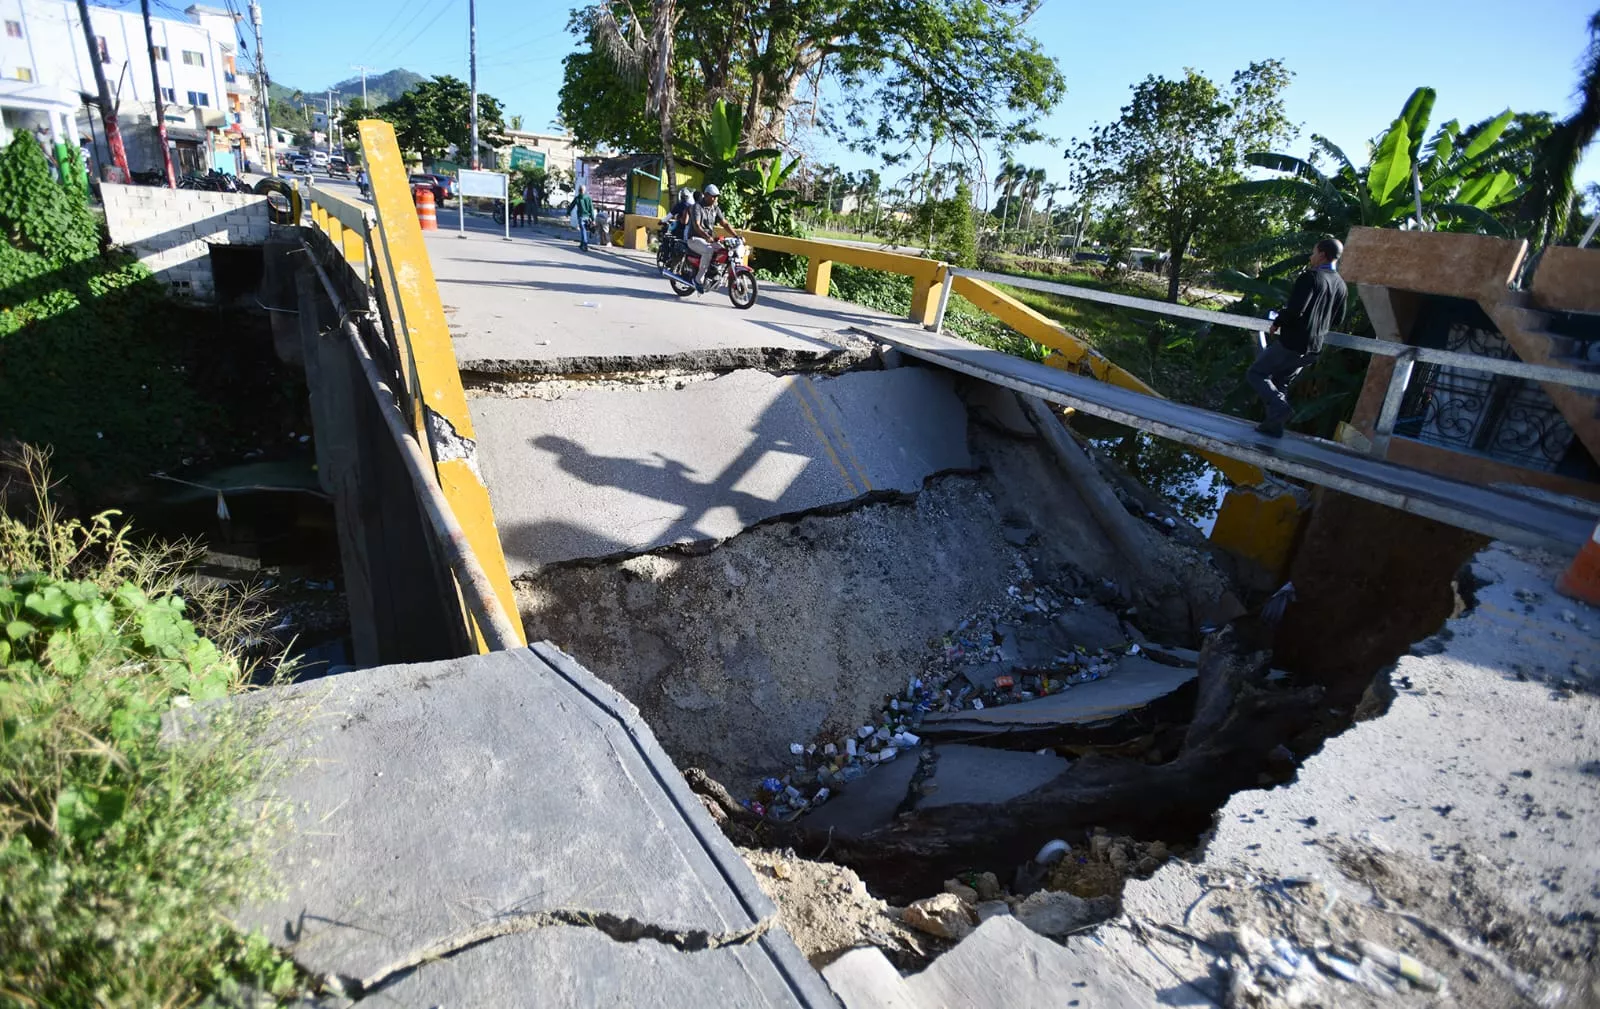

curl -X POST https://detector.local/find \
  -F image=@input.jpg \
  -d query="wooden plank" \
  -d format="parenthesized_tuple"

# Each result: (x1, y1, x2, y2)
(856, 322, 1596, 551)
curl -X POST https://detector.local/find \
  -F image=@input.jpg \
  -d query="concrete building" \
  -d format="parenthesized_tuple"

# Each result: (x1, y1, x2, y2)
(0, 0, 263, 177)
(498, 128, 579, 179)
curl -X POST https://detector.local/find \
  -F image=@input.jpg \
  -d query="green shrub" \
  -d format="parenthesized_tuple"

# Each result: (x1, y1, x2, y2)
(0, 449, 299, 1006)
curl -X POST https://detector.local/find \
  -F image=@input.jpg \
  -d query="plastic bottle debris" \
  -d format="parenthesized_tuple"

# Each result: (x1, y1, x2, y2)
(1356, 940, 1445, 992)
(789, 743, 805, 756)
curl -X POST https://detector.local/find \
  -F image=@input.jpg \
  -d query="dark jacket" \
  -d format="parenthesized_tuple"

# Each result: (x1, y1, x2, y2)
(1277, 266, 1347, 354)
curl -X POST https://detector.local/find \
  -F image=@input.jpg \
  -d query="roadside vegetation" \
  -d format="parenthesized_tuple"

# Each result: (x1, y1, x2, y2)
(0, 448, 298, 1006)
(0, 134, 304, 498)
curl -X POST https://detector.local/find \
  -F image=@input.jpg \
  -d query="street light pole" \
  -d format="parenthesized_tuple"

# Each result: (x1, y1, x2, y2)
(467, 0, 478, 170)
(325, 89, 339, 154)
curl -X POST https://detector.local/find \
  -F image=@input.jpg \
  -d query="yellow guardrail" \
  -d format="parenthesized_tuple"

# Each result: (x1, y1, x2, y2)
(306, 121, 526, 653)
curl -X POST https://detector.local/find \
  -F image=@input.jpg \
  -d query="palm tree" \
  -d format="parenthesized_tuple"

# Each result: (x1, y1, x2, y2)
(1021, 167, 1046, 232)
(1039, 181, 1063, 254)
(994, 156, 1020, 242)
(1526, 9, 1600, 245)
(593, 0, 682, 192)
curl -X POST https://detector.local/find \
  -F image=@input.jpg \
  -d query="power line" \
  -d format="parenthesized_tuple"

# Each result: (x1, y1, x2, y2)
(361, 0, 429, 61)
(372, 0, 457, 63)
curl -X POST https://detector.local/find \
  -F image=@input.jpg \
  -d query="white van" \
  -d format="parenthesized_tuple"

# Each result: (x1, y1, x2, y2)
(311, 150, 330, 168)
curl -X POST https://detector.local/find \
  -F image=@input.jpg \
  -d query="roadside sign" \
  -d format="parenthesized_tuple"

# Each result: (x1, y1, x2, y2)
(510, 146, 546, 170)
(455, 168, 512, 242)
(458, 169, 508, 199)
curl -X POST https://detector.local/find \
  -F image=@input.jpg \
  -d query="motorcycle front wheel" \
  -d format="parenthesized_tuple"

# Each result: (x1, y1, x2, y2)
(729, 270, 758, 310)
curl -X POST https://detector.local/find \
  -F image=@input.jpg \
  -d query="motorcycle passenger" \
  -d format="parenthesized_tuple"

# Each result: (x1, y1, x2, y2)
(669, 188, 695, 241)
(687, 184, 737, 294)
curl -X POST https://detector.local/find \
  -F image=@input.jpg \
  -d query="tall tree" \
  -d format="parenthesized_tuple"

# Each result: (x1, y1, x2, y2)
(1526, 9, 1600, 245)
(559, 0, 1063, 170)
(1069, 61, 1294, 301)
(592, 0, 682, 192)
(373, 75, 506, 161)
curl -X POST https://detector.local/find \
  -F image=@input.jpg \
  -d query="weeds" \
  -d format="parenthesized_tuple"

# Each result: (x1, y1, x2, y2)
(0, 446, 301, 1007)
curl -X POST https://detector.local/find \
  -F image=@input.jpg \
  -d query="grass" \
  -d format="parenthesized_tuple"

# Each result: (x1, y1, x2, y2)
(0, 446, 302, 1007)
(809, 227, 893, 246)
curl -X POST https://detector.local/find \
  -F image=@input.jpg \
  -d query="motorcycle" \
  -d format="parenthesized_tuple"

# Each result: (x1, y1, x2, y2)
(663, 235, 758, 310)
(656, 220, 688, 273)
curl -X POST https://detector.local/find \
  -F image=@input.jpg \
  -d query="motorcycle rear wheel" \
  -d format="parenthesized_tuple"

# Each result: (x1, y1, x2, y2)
(668, 274, 695, 298)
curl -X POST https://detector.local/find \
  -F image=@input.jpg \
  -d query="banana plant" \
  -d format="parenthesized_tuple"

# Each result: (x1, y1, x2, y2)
(746, 154, 803, 234)
(674, 98, 781, 188)
(1219, 87, 1529, 298)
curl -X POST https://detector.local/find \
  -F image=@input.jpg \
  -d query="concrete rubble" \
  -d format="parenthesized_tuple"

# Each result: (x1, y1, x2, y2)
(819, 543, 1599, 1009)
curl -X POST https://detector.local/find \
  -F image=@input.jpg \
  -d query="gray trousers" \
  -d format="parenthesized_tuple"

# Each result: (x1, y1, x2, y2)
(1247, 342, 1318, 420)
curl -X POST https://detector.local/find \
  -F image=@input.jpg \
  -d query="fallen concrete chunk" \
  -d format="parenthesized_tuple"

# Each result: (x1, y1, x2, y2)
(917, 744, 1071, 809)
(921, 655, 1197, 734)
(1014, 890, 1112, 938)
(822, 947, 919, 1009)
(1052, 604, 1128, 652)
(901, 893, 975, 940)
(802, 750, 920, 839)
(903, 916, 1149, 1009)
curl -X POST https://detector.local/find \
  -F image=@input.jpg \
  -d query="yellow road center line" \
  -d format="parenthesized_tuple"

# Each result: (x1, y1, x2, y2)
(800, 376, 874, 492)
(788, 377, 858, 495)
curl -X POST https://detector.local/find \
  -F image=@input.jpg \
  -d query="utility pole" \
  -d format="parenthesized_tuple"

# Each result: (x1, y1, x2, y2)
(349, 64, 373, 107)
(249, 0, 273, 174)
(139, 0, 174, 186)
(467, 0, 478, 169)
(325, 89, 339, 155)
(75, 0, 128, 179)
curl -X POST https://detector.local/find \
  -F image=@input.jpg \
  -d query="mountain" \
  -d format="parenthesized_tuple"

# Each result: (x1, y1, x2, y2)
(267, 68, 426, 109)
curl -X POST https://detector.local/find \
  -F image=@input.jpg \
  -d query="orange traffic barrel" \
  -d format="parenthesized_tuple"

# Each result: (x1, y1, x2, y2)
(413, 185, 437, 231)
(1557, 519, 1600, 606)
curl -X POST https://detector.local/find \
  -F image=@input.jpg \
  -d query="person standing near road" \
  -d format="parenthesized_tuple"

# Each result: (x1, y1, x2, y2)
(572, 185, 595, 251)
(1246, 238, 1348, 437)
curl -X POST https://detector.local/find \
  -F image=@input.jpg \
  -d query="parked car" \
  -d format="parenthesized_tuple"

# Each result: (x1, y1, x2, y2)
(408, 173, 453, 204)
(311, 150, 330, 168)
(327, 156, 351, 179)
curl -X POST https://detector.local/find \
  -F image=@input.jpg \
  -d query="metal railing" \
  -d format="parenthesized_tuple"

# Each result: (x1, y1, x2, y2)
(303, 120, 525, 653)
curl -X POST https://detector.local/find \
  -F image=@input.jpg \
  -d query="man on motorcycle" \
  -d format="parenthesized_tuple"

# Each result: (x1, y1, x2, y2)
(687, 184, 737, 294)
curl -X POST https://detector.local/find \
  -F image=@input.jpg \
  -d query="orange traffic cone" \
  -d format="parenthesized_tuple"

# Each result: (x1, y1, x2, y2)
(414, 185, 437, 231)
(1557, 520, 1600, 606)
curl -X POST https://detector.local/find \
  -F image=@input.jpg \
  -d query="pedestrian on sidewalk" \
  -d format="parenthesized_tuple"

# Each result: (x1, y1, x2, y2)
(1246, 237, 1347, 437)
(572, 185, 595, 251)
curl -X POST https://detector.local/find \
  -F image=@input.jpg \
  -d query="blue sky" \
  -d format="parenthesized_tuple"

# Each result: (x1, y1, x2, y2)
(258, 0, 1598, 198)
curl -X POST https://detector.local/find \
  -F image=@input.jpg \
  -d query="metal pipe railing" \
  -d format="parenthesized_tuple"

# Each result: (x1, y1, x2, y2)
(937, 266, 1600, 394)
(306, 243, 524, 652)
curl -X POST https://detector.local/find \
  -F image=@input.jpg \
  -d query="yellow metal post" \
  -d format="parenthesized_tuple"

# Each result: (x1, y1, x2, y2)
(805, 257, 832, 296)
(357, 118, 527, 650)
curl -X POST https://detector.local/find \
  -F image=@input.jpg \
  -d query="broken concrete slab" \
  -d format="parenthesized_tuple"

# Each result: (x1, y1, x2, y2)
(917, 744, 1071, 809)
(232, 643, 832, 1006)
(803, 751, 920, 840)
(905, 916, 1148, 1009)
(920, 654, 1197, 734)
(1052, 604, 1127, 653)
(368, 923, 827, 1007)
(473, 366, 973, 570)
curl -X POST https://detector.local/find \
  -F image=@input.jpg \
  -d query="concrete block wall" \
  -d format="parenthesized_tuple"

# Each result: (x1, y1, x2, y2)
(101, 184, 271, 302)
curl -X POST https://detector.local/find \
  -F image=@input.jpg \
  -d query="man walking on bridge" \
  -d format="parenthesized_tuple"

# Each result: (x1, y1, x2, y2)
(1247, 237, 1347, 437)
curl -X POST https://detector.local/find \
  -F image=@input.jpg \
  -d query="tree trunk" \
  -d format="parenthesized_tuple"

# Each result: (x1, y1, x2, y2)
(76, 0, 128, 179)
(1166, 244, 1184, 302)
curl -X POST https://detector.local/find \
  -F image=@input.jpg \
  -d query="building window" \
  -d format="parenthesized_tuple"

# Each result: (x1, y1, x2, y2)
(181, 50, 204, 67)
(13, 66, 32, 82)
(161, 87, 175, 102)
(97, 36, 110, 63)
(152, 45, 168, 61)
(5, 20, 22, 38)
(186, 90, 209, 107)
